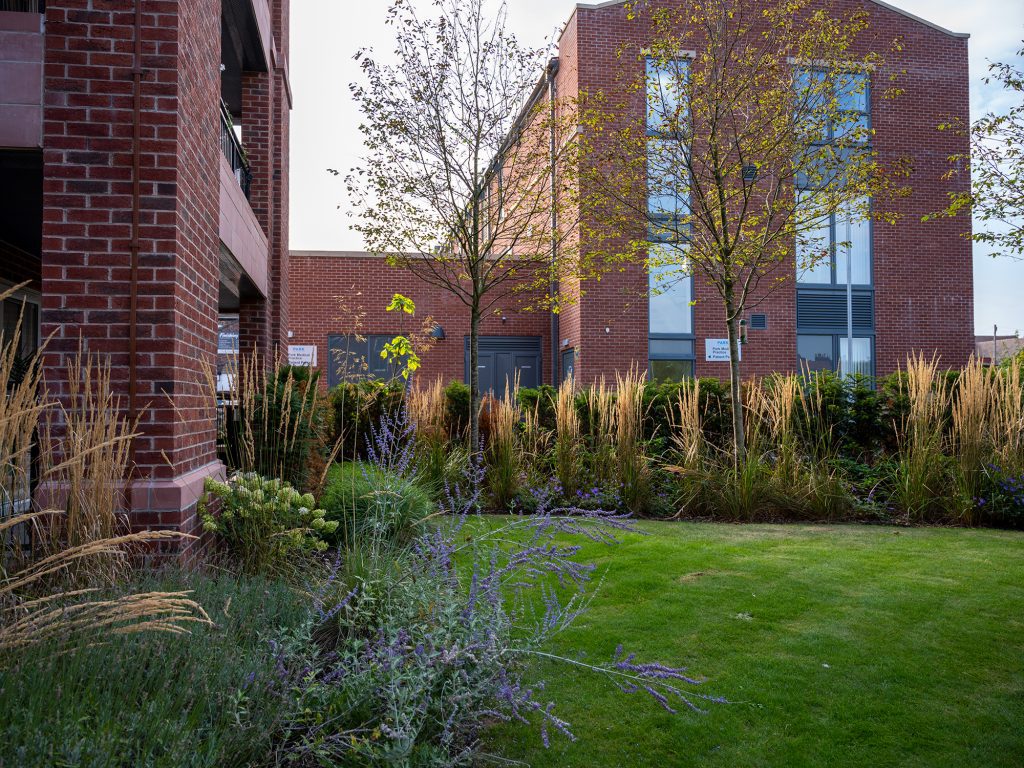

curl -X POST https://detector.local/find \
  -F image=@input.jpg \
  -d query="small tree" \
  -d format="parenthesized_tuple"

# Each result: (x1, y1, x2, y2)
(928, 44, 1024, 259)
(583, 0, 908, 464)
(346, 0, 587, 449)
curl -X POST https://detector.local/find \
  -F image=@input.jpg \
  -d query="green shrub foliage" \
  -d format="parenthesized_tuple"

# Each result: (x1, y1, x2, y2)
(328, 380, 406, 459)
(319, 462, 433, 548)
(201, 472, 337, 574)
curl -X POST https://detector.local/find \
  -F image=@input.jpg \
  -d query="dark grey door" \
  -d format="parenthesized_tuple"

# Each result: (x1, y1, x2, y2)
(465, 336, 542, 394)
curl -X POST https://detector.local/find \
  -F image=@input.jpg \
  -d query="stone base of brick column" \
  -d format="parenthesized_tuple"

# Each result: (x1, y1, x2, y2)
(34, 460, 226, 562)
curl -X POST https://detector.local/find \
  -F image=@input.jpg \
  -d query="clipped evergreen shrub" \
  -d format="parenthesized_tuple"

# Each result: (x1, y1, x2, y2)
(328, 380, 405, 458)
(319, 462, 434, 547)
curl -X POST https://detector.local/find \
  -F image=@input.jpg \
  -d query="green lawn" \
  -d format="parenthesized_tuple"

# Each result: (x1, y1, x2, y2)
(485, 522, 1024, 768)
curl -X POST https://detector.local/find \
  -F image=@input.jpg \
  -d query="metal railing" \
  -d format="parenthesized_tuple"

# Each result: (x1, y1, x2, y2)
(220, 102, 252, 199)
(0, 1, 44, 11)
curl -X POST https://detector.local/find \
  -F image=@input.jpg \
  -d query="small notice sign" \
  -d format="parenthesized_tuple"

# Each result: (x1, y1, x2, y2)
(705, 338, 740, 362)
(288, 344, 317, 367)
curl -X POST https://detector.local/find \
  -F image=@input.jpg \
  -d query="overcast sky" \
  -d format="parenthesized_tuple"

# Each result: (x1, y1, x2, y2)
(289, 0, 1024, 336)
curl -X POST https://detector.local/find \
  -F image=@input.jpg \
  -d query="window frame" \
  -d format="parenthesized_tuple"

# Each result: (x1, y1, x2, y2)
(796, 67, 872, 147)
(646, 57, 696, 377)
(648, 335, 696, 381)
(797, 332, 875, 380)
(326, 333, 407, 388)
(645, 55, 690, 138)
(796, 197, 874, 287)
(0, 280, 41, 362)
(794, 67, 874, 288)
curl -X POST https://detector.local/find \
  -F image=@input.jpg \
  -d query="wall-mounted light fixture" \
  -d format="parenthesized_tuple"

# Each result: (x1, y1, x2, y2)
(501, 315, 507, 324)
(429, 324, 446, 340)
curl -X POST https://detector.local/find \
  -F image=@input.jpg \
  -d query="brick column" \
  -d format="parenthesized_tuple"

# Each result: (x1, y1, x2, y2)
(238, 294, 271, 358)
(41, 0, 223, 553)
(270, 0, 290, 354)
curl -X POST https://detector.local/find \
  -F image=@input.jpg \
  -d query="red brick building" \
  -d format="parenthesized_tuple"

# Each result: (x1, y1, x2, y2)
(288, 0, 973, 393)
(0, 0, 290, 547)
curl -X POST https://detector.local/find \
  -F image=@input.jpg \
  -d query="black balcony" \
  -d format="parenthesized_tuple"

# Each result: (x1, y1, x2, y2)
(0, 1, 44, 10)
(220, 102, 252, 199)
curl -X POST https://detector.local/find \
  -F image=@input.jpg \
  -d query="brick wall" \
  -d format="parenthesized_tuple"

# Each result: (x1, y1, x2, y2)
(287, 252, 553, 389)
(868, 3, 973, 373)
(39, 0, 224, 545)
(271, 0, 290, 353)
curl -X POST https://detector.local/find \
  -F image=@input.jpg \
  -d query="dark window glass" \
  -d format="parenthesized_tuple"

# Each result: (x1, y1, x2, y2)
(650, 359, 694, 382)
(797, 334, 835, 374)
(2, 296, 39, 362)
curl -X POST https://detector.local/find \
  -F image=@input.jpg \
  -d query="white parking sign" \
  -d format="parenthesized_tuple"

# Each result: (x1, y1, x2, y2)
(705, 338, 739, 362)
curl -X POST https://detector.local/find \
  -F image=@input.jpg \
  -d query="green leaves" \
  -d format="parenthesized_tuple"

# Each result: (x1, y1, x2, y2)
(385, 293, 416, 315)
(927, 45, 1024, 259)
(380, 335, 421, 380)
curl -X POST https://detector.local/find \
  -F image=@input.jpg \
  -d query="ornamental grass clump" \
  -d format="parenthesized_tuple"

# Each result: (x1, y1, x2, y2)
(200, 473, 336, 575)
(586, 377, 618, 487)
(671, 378, 705, 471)
(615, 368, 651, 515)
(213, 352, 332, 494)
(408, 376, 450, 491)
(319, 461, 433, 549)
(552, 375, 583, 498)
(318, 407, 435, 551)
(1, 571, 302, 767)
(1, 288, 209, 655)
(992, 363, 1024, 472)
(484, 378, 522, 510)
(951, 357, 993, 520)
(37, 352, 136, 581)
(892, 354, 957, 522)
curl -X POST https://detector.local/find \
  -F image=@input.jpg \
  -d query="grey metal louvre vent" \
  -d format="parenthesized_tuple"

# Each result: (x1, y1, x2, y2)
(463, 336, 542, 354)
(749, 313, 767, 330)
(797, 291, 873, 331)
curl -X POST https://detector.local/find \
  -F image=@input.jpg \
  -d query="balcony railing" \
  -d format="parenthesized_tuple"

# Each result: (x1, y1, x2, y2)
(220, 102, 252, 199)
(0, 1, 44, 11)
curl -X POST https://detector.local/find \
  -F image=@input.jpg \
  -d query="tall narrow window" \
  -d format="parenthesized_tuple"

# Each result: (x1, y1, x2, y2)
(798, 334, 873, 378)
(648, 248, 693, 335)
(795, 191, 832, 284)
(834, 198, 871, 285)
(646, 57, 686, 135)
(647, 139, 690, 242)
(646, 57, 695, 380)
(794, 70, 875, 379)
(839, 336, 872, 378)
(796, 195, 871, 286)
(796, 68, 870, 146)
(794, 67, 873, 288)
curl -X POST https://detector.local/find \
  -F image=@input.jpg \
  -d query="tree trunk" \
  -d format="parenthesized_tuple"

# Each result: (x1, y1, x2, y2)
(726, 308, 746, 468)
(469, 305, 481, 453)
